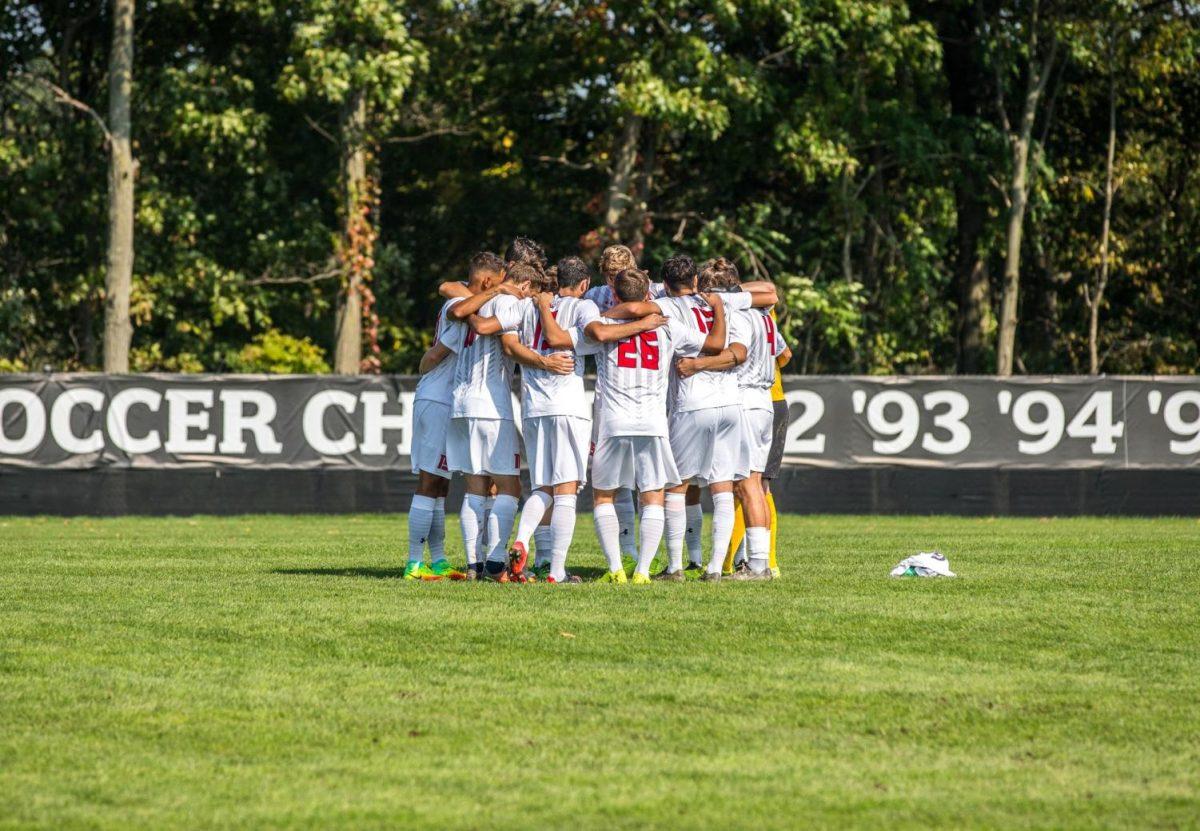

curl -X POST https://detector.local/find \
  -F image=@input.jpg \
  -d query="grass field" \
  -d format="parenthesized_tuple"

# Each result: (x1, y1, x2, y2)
(1, 513, 1198, 829)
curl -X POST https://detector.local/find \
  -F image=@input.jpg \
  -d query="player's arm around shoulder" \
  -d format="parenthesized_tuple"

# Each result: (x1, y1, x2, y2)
(500, 332, 574, 375)
(585, 313, 668, 344)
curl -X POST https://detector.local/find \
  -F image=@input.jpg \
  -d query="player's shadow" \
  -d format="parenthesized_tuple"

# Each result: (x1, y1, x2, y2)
(273, 567, 406, 580)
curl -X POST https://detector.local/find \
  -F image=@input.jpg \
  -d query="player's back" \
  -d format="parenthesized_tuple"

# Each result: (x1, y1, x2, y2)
(589, 319, 676, 438)
(415, 297, 465, 406)
(736, 307, 786, 410)
(516, 296, 596, 420)
(584, 282, 666, 314)
(450, 293, 525, 420)
(655, 293, 740, 412)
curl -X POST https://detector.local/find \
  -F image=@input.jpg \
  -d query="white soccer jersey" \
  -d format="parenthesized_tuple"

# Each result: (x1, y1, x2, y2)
(654, 293, 744, 412)
(449, 293, 527, 420)
(415, 297, 466, 406)
(515, 295, 599, 419)
(576, 318, 705, 438)
(735, 307, 788, 411)
(583, 281, 666, 313)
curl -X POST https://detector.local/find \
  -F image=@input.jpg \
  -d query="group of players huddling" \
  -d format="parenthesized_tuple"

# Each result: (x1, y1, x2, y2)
(405, 237, 792, 585)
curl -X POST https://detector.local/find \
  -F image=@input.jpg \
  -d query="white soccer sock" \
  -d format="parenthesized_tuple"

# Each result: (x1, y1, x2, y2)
(593, 502, 623, 573)
(747, 526, 770, 574)
(480, 496, 495, 554)
(534, 526, 552, 567)
(636, 504, 665, 577)
(407, 495, 435, 564)
(429, 497, 446, 562)
(707, 492, 736, 575)
(514, 490, 553, 549)
(550, 494, 578, 581)
(460, 494, 485, 566)
(485, 494, 519, 562)
(685, 502, 704, 566)
(664, 492, 687, 573)
(614, 489, 637, 557)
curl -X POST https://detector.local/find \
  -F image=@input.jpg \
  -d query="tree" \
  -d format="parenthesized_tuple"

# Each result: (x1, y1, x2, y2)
(280, 1, 425, 374)
(103, 0, 135, 372)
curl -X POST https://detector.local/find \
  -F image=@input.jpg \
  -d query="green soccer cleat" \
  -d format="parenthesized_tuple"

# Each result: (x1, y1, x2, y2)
(595, 569, 628, 584)
(403, 561, 426, 581)
(531, 563, 551, 581)
(426, 559, 466, 580)
(630, 572, 652, 585)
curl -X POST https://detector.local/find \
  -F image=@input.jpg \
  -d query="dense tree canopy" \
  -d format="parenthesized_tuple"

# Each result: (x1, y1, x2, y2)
(2, 0, 1197, 374)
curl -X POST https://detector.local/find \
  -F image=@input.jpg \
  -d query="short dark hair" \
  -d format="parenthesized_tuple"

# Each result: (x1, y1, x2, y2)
(661, 254, 697, 293)
(505, 236, 547, 270)
(555, 256, 591, 290)
(614, 268, 650, 302)
(469, 251, 504, 280)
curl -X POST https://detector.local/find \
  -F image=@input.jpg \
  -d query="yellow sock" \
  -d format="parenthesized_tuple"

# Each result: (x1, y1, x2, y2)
(724, 498, 746, 574)
(766, 490, 778, 571)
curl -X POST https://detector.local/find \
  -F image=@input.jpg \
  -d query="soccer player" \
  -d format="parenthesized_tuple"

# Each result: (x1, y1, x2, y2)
(405, 251, 509, 580)
(681, 258, 790, 580)
(583, 244, 658, 563)
(574, 268, 725, 584)
(506, 257, 664, 583)
(446, 261, 574, 581)
(606, 255, 779, 580)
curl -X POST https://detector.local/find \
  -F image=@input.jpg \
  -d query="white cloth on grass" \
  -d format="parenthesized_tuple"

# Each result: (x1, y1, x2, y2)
(890, 551, 956, 578)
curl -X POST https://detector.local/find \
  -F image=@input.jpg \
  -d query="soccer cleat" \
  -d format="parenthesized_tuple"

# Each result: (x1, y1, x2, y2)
(699, 570, 722, 583)
(630, 572, 652, 585)
(465, 562, 484, 581)
(653, 569, 685, 582)
(546, 573, 582, 584)
(482, 561, 509, 583)
(595, 569, 628, 584)
(684, 562, 705, 580)
(403, 561, 427, 581)
(531, 563, 551, 581)
(726, 567, 773, 582)
(426, 559, 466, 581)
(508, 541, 529, 581)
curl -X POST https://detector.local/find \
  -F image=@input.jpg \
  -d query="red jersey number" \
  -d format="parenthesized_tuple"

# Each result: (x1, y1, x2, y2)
(617, 331, 660, 370)
(532, 310, 559, 353)
(691, 306, 714, 334)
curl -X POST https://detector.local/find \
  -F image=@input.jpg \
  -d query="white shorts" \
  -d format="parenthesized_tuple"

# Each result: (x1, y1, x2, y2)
(591, 435, 680, 492)
(740, 406, 774, 474)
(523, 415, 591, 489)
(446, 417, 520, 476)
(669, 405, 747, 485)
(410, 399, 452, 479)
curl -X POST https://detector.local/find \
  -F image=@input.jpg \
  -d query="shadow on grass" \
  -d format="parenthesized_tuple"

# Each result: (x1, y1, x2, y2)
(273, 565, 613, 581)
(274, 567, 406, 580)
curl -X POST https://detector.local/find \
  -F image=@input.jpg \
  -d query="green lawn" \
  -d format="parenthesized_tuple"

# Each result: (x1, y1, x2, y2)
(1, 514, 1198, 829)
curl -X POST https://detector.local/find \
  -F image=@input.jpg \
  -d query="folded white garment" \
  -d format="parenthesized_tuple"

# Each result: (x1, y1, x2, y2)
(890, 551, 956, 578)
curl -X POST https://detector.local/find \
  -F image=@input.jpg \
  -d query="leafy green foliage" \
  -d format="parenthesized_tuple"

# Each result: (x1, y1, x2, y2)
(1, 1, 1197, 374)
(225, 329, 330, 374)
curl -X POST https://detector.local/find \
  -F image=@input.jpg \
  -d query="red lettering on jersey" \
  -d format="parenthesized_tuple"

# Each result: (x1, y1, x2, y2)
(617, 331, 660, 369)
(464, 328, 477, 348)
(514, 453, 521, 468)
(532, 309, 559, 353)
(437, 454, 448, 471)
(762, 314, 777, 351)
(691, 306, 714, 333)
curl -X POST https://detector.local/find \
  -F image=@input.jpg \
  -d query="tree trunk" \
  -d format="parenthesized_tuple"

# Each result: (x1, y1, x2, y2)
(936, 8, 992, 373)
(1089, 61, 1117, 375)
(996, 18, 1056, 376)
(103, 0, 134, 373)
(333, 90, 368, 375)
(601, 115, 642, 243)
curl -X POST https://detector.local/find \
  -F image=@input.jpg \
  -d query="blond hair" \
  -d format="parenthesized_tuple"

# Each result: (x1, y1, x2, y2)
(600, 245, 637, 283)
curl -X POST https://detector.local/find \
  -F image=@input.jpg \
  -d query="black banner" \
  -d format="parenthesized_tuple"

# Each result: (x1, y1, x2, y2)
(2, 374, 1199, 470)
